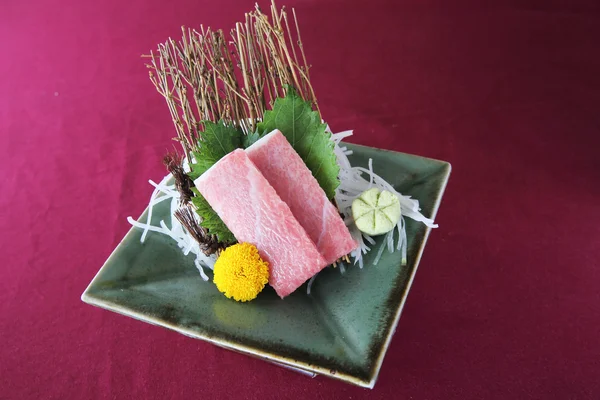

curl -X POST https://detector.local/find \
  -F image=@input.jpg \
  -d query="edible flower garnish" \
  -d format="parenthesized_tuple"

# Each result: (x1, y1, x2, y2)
(213, 243, 269, 302)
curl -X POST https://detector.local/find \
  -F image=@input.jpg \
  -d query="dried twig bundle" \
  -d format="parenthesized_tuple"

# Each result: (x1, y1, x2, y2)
(174, 205, 223, 255)
(162, 152, 194, 205)
(145, 0, 317, 159)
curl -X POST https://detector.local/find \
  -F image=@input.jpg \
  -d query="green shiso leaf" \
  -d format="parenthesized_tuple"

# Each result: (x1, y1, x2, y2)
(186, 88, 340, 244)
(242, 131, 261, 148)
(188, 121, 243, 181)
(190, 188, 236, 244)
(187, 120, 255, 245)
(257, 88, 340, 199)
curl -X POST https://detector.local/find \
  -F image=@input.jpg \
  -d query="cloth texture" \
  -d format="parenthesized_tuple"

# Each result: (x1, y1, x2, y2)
(1, 0, 599, 398)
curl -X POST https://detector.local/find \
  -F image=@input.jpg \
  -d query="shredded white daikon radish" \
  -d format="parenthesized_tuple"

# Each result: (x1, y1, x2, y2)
(329, 126, 437, 271)
(306, 274, 317, 295)
(127, 173, 217, 281)
(128, 127, 436, 291)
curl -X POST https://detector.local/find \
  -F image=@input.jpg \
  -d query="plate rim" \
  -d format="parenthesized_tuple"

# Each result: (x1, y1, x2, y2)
(81, 143, 451, 388)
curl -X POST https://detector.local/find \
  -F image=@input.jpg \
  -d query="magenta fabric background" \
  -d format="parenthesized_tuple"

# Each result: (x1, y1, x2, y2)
(2, 0, 599, 398)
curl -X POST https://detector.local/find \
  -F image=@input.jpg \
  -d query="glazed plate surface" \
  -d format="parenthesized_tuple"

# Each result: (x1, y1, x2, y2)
(82, 143, 451, 388)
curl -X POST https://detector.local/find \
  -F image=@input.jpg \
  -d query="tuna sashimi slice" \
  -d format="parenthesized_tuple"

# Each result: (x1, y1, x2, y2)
(246, 130, 358, 265)
(193, 149, 327, 298)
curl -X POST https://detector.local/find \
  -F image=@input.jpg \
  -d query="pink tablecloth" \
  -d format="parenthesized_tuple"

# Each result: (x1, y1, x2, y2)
(2, 0, 599, 398)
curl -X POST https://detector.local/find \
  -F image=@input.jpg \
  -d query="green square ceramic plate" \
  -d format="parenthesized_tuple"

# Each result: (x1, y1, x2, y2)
(81, 143, 450, 388)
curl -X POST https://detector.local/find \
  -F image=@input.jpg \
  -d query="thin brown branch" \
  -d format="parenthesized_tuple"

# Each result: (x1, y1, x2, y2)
(174, 205, 223, 255)
(144, 0, 318, 153)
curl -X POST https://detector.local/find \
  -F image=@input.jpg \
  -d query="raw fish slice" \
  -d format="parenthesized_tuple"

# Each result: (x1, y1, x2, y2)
(194, 149, 328, 298)
(246, 130, 358, 264)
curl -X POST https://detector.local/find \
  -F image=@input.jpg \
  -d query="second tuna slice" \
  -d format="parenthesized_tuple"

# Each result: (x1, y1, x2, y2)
(194, 149, 328, 298)
(246, 130, 358, 265)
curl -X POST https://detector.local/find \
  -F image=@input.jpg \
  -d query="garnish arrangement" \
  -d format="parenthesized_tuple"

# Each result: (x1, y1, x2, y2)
(128, 1, 437, 301)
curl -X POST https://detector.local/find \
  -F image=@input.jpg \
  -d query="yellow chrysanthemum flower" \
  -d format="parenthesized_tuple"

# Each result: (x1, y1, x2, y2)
(213, 243, 269, 302)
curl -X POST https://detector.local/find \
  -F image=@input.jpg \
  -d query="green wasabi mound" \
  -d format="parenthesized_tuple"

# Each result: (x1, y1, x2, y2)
(352, 188, 401, 236)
